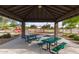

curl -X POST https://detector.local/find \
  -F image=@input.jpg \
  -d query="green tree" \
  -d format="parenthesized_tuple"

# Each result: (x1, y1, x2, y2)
(50, 27, 53, 29)
(62, 16, 79, 33)
(0, 16, 3, 28)
(0, 17, 9, 30)
(0, 16, 18, 30)
(41, 24, 51, 32)
(30, 25, 37, 28)
(9, 22, 17, 27)
(41, 24, 50, 29)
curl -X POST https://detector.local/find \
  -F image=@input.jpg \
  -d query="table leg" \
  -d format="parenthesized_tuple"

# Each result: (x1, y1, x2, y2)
(56, 41, 58, 45)
(48, 43, 51, 52)
(47, 43, 49, 50)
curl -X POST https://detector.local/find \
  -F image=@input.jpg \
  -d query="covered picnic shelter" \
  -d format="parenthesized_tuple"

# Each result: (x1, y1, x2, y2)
(0, 5, 78, 38)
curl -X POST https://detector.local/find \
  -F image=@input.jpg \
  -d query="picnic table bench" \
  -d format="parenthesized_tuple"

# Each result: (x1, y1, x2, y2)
(50, 42, 67, 54)
(26, 34, 40, 43)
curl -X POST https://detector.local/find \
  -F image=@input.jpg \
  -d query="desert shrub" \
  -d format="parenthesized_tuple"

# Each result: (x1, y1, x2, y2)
(68, 34, 79, 41)
(0, 33, 11, 38)
(68, 34, 77, 38)
(73, 35, 79, 41)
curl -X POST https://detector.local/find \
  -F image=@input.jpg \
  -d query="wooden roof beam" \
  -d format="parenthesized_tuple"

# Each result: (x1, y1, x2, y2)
(44, 6, 64, 15)
(16, 7, 34, 15)
(19, 7, 35, 18)
(23, 19, 55, 22)
(14, 6, 34, 13)
(44, 9, 52, 19)
(44, 6, 60, 19)
(57, 8, 79, 22)
(22, 7, 37, 18)
(46, 6, 66, 13)
(8, 5, 23, 11)
(0, 7, 22, 22)
(55, 5, 72, 11)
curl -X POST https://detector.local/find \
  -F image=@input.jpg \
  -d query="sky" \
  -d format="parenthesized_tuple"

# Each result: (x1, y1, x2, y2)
(25, 22, 62, 28)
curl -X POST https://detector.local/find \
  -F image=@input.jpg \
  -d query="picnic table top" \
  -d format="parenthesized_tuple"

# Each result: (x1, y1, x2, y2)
(41, 37, 61, 43)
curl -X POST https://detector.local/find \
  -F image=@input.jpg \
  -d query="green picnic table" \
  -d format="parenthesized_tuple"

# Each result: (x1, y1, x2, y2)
(41, 37, 61, 51)
(26, 34, 39, 43)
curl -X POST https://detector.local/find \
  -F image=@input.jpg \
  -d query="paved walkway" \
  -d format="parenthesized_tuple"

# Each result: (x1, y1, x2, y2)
(59, 38, 79, 54)
(0, 37, 50, 54)
(0, 37, 79, 54)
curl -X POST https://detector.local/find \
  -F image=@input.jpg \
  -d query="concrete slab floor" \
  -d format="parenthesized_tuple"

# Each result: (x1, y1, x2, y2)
(0, 37, 79, 54)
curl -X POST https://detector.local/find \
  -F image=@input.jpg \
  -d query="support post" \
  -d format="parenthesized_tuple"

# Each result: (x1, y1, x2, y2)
(21, 21, 25, 38)
(54, 22, 58, 37)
